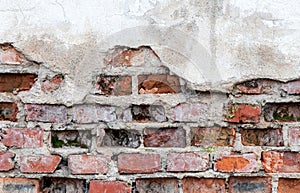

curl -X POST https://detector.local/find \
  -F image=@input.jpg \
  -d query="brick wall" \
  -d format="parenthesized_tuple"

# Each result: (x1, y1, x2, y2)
(0, 44, 300, 192)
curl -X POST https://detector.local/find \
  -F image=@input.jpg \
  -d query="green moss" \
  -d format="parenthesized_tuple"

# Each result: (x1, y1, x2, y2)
(297, 117, 300, 121)
(203, 146, 217, 153)
(273, 112, 294, 121)
(51, 134, 64, 148)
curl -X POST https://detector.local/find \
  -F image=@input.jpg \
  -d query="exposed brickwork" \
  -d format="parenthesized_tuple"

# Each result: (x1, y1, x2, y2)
(229, 177, 271, 193)
(278, 178, 300, 193)
(138, 74, 181, 94)
(167, 152, 209, 172)
(123, 104, 166, 122)
(41, 74, 63, 91)
(136, 178, 179, 193)
(144, 127, 186, 147)
(42, 177, 86, 193)
(1, 127, 43, 148)
(25, 104, 67, 123)
(20, 155, 61, 173)
(68, 154, 109, 174)
(0, 152, 14, 171)
(0, 178, 40, 193)
(240, 128, 283, 146)
(263, 103, 300, 122)
(118, 154, 161, 174)
(171, 102, 208, 122)
(73, 104, 116, 123)
(89, 181, 131, 193)
(191, 127, 235, 146)
(182, 178, 226, 193)
(215, 153, 258, 172)
(0, 73, 37, 92)
(289, 127, 300, 146)
(95, 75, 132, 95)
(235, 79, 280, 94)
(0, 43, 26, 64)
(101, 129, 141, 148)
(0, 102, 18, 121)
(225, 103, 261, 123)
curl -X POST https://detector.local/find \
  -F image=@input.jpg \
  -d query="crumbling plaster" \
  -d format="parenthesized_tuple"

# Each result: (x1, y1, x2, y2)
(0, 0, 299, 91)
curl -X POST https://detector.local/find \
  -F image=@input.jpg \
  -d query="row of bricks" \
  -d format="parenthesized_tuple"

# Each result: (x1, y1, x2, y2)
(1, 127, 299, 149)
(2, 102, 300, 123)
(0, 151, 299, 174)
(0, 176, 299, 193)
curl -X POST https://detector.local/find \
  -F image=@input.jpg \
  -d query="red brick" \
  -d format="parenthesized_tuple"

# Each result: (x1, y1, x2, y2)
(51, 130, 91, 148)
(171, 102, 208, 122)
(41, 74, 63, 91)
(240, 128, 283, 146)
(289, 127, 300, 146)
(144, 127, 186, 148)
(182, 178, 226, 193)
(123, 104, 166, 123)
(0, 152, 14, 171)
(285, 79, 300, 94)
(0, 73, 37, 92)
(20, 155, 61, 173)
(25, 104, 67, 123)
(229, 177, 271, 193)
(104, 46, 152, 67)
(191, 127, 235, 146)
(118, 154, 161, 174)
(68, 154, 109, 174)
(262, 151, 300, 173)
(225, 104, 261, 123)
(89, 181, 131, 193)
(0, 43, 26, 64)
(0, 102, 18, 121)
(263, 103, 300, 122)
(138, 74, 181, 94)
(1, 127, 43, 148)
(167, 153, 209, 172)
(73, 104, 116, 123)
(214, 153, 257, 172)
(0, 178, 40, 193)
(95, 75, 132, 95)
(136, 178, 179, 193)
(235, 79, 280, 94)
(278, 178, 300, 193)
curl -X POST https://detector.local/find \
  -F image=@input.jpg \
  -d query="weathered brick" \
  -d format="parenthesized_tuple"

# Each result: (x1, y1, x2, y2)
(123, 104, 166, 122)
(263, 103, 300, 122)
(171, 102, 208, 122)
(89, 181, 131, 193)
(101, 129, 141, 148)
(0, 102, 18, 121)
(138, 74, 181, 94)
(73, 104, 116, 123)
(0, 73, 37, 92)
(41, 74, 63, 91)
(0, 43, 26, 64)
(240, 128, 283, 146)
(235, 79, 280, 94)
(262, 151, 300, 173)
(289, 127, 300, 146)
(0, 178, 40, 193)
(229, 177, 271, 193)
(51, 130, 91, 148)
(25, 104, 67, 123)
(0, 152, 14, 171)
(214, 153, 257, 172)
(68, 154, 109, 174)
(118, 154, 160, 174)
(225, 104, 261, 123)
(167, 153, 209, 172)
(95, 75, 132, 95)
(143, 127, 186, 147)
(182, 178, 226, 193)
(42, 177, 86, 193)
(284, 79, 300, 94)
(136, 178, 179, 193)
(278, 178, 300, 193)
(1, 127, 43, 148)
(191, 127, 235, 146)
(104, 46, 154, 67)
(20, 155, 61, 173)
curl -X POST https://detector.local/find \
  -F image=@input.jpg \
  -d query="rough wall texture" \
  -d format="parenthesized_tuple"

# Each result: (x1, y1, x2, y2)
(0, 0, 300, 193)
